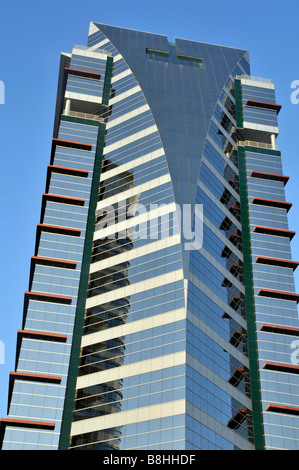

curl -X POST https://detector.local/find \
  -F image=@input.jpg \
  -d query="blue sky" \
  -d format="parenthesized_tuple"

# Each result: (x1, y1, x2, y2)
(0, 0, 299, 420)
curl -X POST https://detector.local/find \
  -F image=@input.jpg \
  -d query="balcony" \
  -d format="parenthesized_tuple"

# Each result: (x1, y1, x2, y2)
(63, 109, 105, 123)
(235, 74, 273, 84)
(237, 140, 278, 151)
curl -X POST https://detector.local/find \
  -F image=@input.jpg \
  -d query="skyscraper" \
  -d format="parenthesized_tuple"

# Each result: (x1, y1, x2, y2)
(1, 22, 299, 451)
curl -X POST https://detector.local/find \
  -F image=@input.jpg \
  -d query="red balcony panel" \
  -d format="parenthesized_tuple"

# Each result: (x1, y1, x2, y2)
(48, 164, 89, 178)
(229, 206, 240, 220)
(250, 170, 289, 185)
(263, 362, 299, 375)
(65, 67, 101, 80)
(17, 329, 67, 342)
(29, 256, 77, 293)
(7, 373, 61, 412)
(0, 418, 55, 431)
(258, 288, 299, 303)
(266, 404, 299, 416)
(229, 263, 240, 276)
(40, 195, 85, 227)
(230, 330, 243, 347)
(227, 409, 248, 429)
(255, 256, 299, 271)
(230, 296, 241, 310)
(246, 99, 282, 114)
(34, 224, 81, 258)
(0, 418, 56, 443)
(260, 324, 299, 337)
(228, 179, 238, 188)
(228, 368, 245, 386)
(31, 256, 77, 270)
(253, 225, 296, 240)
(251, 197, 292, 212)
(42, 193, 85, 206)
(52, 138, 92, 152)
(25, 291, 72, 305)
(10, 372, 62, 384)
(50, 138, 92, 164)
(229, 233, 238, 245)
(37, 223, 81, 237)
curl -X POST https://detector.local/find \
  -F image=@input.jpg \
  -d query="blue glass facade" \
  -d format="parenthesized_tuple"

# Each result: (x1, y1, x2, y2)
(1, 23, 298, 451)
(235, 74, 299, 449)
(0, 45, 112, 450)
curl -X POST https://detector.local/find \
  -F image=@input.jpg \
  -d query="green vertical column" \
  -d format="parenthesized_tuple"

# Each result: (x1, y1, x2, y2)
(238, 145, 265, 450)
(58, 122, 106, 449)
(102, 56, 113, 105)
(234, 79, 244, 129)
